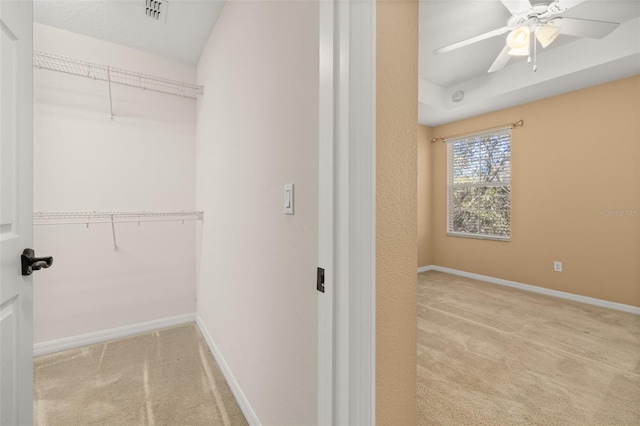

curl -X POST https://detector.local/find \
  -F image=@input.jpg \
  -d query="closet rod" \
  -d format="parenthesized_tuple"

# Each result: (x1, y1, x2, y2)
(33, 50, 203, 100)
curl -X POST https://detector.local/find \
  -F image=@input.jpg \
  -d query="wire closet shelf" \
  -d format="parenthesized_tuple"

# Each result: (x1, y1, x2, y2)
(33, 211, 204, 226)
(34, 211, 203, 252)
(33, 50, 202, 99)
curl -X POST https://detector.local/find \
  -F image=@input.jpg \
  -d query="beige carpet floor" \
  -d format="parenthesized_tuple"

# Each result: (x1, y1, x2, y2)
(418, 271, 640, 426)
(34, 323, 248, 426)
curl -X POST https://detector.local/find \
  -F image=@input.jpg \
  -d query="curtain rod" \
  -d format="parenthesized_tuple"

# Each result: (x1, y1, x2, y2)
(431, 119, 524, 143)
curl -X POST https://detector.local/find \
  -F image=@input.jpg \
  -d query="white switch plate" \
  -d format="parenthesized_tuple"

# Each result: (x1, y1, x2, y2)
(554, 261, 562, 272)
(284, 183, 294, 215)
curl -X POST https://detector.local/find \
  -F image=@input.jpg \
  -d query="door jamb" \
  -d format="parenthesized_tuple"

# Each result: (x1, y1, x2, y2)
(318, 1, 376, 424)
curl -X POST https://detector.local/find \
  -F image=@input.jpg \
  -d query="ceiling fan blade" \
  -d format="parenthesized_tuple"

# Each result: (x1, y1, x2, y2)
(434, 26, 510, 54)
(556, 17, 620, 39)
(500, 0, 532, 15)
(488, 45, 511, 73)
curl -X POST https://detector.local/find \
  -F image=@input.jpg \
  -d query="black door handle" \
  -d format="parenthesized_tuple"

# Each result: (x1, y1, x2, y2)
(21, 248, 53, 276)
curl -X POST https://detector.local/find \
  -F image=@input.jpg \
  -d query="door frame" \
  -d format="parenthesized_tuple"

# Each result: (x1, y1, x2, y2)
(15, 0, 377, 422)
(318, 0, 376, 424)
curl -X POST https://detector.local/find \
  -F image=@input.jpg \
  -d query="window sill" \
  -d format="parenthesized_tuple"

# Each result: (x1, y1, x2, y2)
(446, 232, 510, 242)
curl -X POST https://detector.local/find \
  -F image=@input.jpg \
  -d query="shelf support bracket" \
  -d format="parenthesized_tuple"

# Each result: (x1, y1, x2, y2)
(110, 214, 119, 252)
(107, 67, 114, 120)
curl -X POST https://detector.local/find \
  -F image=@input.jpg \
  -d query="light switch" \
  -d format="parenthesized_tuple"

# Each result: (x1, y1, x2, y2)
(284, 183, 294, 215)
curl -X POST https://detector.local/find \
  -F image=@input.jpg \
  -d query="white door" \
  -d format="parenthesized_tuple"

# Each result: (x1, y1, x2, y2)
(0, 0, 33, 425)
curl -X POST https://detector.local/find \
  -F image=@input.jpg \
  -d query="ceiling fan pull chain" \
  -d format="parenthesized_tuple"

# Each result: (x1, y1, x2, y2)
(533, 33, 538, 72)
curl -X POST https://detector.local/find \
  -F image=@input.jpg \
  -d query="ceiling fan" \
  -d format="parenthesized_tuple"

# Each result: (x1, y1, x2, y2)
(434, 0, 621, 73)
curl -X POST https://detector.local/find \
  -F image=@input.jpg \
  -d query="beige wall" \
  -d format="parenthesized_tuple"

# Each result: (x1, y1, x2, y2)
(419, 76, 640, 308)
(376, 0, 419, 424)
(195, 2, 319, 424)
(417, 125, 433, 267)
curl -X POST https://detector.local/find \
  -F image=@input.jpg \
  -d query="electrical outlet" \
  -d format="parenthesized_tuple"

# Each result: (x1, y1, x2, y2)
(554, 261, 562, 272)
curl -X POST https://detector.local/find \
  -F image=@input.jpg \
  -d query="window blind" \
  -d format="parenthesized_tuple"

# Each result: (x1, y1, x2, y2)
(447, 128, 511, 240)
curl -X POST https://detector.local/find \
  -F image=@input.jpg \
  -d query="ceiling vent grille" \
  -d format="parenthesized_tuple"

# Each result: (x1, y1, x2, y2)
(145, 0, 167, 22)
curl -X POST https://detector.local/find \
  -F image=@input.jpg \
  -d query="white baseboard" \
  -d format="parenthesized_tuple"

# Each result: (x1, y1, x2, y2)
(418, 265, 640, 315)
(33, 313, 196, 357)
(196, 314, 261, 426)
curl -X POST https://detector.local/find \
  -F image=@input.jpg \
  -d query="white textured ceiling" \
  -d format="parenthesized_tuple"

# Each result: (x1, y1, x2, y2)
(34, 0, 225, 64)
(420, 0, 640, 126)
(32, 0, 640, 124)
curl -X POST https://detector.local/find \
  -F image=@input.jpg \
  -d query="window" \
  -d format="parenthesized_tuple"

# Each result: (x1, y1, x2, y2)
(447, 128, 511, 240)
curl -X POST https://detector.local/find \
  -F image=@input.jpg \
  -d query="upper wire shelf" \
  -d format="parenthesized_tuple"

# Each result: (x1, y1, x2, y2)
(33, 50, 203, 100)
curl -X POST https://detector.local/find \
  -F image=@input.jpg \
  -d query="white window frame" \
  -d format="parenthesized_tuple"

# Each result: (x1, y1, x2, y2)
(446, 128, 511, 241)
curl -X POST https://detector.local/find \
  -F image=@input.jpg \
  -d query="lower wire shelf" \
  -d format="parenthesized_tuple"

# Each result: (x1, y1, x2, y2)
(33, 211, 204, 251)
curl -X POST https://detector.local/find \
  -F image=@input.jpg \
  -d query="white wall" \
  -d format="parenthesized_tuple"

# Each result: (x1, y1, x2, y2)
(33, 24, 197, 343)
(195, 2, 319, 425)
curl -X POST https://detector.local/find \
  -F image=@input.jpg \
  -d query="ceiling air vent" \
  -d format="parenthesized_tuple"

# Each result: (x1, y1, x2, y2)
(145, 0, 168, 22)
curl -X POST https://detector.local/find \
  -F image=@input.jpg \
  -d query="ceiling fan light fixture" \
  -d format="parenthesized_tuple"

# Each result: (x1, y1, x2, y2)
(506, 26, 530, 50)
(536, 23, 561, 48)
(508, 45, 530, 56)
